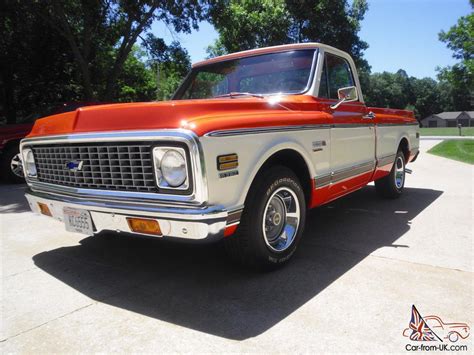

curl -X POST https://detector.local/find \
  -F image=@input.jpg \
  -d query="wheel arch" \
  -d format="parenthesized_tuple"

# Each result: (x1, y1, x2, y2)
(397, 136, 410, 162)
(244, 146, 314, 207)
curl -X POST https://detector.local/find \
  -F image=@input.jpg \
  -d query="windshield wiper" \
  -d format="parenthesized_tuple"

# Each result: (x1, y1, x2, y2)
(214, 92, 264, 99)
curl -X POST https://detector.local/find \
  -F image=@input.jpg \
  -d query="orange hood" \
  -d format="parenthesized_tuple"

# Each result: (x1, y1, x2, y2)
(27, 96, 331, 138)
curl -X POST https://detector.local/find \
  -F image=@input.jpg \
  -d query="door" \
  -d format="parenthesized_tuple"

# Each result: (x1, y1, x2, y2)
(318, 51, 376, 197)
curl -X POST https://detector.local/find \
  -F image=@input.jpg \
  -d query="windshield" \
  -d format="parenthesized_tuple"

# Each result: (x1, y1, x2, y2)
(173, 49, 316, 100)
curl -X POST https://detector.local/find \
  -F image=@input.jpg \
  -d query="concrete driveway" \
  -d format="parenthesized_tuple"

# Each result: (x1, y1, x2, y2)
(1, 140, 472, 352)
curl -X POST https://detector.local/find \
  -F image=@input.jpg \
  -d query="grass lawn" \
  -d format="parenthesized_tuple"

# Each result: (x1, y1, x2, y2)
(420, 127, 474, 136)
(428, 140, 474, 164)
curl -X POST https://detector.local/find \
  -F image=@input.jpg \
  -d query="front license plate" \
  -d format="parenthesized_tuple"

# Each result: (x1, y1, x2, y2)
(63, 207, 93, 235)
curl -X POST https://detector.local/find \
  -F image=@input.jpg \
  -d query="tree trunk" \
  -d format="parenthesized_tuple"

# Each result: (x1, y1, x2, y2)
(47, 2, 95, 101)
(103, 6, 157, 101)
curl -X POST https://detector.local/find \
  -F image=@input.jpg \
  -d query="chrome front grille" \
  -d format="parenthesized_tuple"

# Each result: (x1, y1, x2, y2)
(32, 143, 156, 192)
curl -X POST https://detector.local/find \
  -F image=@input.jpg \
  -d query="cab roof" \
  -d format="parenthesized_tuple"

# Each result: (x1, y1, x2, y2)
(192, 42, 348, 68)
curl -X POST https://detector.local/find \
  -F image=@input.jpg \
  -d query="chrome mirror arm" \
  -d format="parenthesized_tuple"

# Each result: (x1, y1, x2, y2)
(330, 97, 347, 110)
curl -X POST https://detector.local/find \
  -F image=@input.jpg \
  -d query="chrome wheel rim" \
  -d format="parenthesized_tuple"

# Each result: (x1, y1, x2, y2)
(394, 155, 405, 189)
(262, 187, 300, 252)
(10, 153, 24, 178)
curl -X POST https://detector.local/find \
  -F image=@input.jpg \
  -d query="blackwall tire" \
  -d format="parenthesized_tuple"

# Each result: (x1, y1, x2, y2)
(224, 165, 306, 270)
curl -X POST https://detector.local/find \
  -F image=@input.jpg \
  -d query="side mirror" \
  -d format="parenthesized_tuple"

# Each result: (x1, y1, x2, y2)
(330, 86, 358, 109)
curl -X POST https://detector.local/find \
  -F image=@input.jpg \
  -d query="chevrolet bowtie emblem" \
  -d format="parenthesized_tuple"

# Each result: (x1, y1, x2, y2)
(65, 160, 84, 172)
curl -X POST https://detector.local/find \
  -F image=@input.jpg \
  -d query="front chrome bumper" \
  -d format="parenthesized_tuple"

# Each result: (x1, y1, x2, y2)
(25, 189, 238, 241)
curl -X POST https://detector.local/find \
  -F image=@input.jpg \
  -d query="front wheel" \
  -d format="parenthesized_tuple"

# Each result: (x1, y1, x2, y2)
(375, 150, 406, 199)
(224, 166, 306, 269)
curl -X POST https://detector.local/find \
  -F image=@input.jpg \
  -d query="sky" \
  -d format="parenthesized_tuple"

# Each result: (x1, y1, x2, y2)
(149, 0, 472, 79)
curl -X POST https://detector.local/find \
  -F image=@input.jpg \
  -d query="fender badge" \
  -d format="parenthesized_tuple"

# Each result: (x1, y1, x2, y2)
(219, 170, 239, 178)
(312, 140, 327, 152)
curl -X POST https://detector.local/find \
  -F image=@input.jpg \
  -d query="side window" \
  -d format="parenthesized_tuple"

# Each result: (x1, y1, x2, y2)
(322, 53, 354, 100)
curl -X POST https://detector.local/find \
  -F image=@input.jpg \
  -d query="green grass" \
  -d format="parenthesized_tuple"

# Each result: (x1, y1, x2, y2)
(428, 140, 474, 164)
(420, 127, 474, 136)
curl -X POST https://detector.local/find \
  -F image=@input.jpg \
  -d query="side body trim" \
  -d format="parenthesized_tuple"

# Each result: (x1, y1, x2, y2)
(206, 122, 417, 137)
(314, 160, 375, 188)
(377, 153, 397, 167)
(377, 122, 419, 127)
(206, 124, 331, 137)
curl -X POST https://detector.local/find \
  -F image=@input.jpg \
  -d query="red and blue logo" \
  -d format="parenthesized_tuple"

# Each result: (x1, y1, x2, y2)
(403, 305, 470, 343)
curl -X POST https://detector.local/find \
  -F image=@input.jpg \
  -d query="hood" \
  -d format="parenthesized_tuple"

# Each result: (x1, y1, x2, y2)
(27, 96, 330, 138)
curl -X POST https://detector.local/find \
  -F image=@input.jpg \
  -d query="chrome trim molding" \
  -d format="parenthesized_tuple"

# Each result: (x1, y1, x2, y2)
(205, 124, 331, 137)
(331, 123, 375, 128)
(332, 161, 375, 183)
(314, 173, 331, 188)
(377, 153, 396, 167)
(20, 129, 208, 205)
(314, 160, 375, 189)
(376, 122, 419, 127)
(26, 189, 224, 219)
(206, 121, 418, 137)
(180, 49, 319, 100)
(152, 146, 190, 191)
(226, 209, 243, 225)
(25, 190, 227, 241)
(27, 181, 202, 206)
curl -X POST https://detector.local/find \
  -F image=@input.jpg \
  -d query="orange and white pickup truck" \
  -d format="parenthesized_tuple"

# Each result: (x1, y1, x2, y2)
(21, 43, 419, 268)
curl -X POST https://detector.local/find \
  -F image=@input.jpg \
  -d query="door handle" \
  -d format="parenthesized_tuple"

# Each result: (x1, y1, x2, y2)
(362, 111, 376, 120)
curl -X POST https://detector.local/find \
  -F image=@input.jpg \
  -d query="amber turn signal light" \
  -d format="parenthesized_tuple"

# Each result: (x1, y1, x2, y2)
(217, 153, 238, 171)
(127, 217, 162, 236)
(38, 202, 52, 217)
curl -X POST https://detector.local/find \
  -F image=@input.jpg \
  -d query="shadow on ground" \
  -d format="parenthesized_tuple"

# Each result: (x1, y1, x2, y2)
(0, 183, 29, 213)
(32, 186, 442, 340)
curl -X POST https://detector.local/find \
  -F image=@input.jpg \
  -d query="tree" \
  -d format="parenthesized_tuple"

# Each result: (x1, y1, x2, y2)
(363, 70, 443, 119)
(437, 0, 473, 110)
(38, 0, 205, 100)
(207, 0, 370, 71)
(285, 0, 369, 70)
(0, 0, 82, 123)
(363, 71, 410, 109)
(142, 35, 192, 100)
(208, 0, 291, 54)
(116, 46, 156, 102)
(411, 77, 442, 119)
(0, 0, 205, 123)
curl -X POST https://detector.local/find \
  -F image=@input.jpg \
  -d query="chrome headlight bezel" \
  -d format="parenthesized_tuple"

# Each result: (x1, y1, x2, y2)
(152, 145, 191, 193)
(21, 147, 37, 178)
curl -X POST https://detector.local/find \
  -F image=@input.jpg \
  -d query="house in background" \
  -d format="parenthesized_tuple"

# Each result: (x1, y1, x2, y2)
(421, 111, 474, 127)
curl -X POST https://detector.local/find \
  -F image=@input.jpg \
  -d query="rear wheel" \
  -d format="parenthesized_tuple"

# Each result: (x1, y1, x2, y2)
(224, 166, 306, 269)
(1, 145, 25, 183)
(375, 150, 405, 198)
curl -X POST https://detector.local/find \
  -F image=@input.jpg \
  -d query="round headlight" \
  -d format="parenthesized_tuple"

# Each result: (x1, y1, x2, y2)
(161, 150, 187, 187)
(23, 149, 37, 177)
